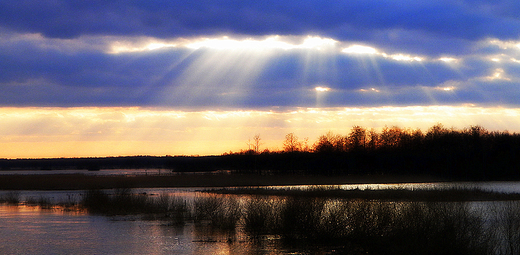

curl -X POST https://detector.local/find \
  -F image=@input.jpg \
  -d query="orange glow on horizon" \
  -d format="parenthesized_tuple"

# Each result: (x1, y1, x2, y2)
(0, 106, 519, 158)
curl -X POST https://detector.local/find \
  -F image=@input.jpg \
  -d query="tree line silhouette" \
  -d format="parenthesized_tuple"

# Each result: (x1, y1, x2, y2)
(224, 124, 520, 180)
(1, 123, 519, 181)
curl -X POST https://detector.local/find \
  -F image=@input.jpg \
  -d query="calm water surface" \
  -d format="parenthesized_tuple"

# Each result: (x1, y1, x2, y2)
(0, 205, 283, 255)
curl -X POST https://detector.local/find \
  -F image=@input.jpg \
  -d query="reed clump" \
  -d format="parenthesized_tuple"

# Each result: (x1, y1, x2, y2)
(157, 193, 190, 225)
(193, 195, 241, 230)
(25, 195, 54, 209)
(243, 197, 282, 235)
(240, 198, 494, 254)
(80, 189, 191, 225)
(0, 191, 21, 205)
(39, 188, 518, 254)
(492, 201, 520, 255)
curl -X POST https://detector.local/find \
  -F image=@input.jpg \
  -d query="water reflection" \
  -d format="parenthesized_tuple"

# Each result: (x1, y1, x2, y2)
(2, 184, 520, 254)
(0, 204, 292, 255)
(0, 205, 196, 254)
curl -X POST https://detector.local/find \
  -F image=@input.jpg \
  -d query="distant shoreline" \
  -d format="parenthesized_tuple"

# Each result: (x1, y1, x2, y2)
(0, 173, 448, 190)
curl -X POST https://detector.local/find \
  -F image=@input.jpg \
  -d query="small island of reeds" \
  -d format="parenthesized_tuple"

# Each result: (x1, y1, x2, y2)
(203, 186, 520, 202)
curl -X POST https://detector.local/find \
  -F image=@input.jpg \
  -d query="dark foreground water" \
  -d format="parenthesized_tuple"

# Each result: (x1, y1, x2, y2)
(0, 205, 272, 255)
(0, 189, 334, 254)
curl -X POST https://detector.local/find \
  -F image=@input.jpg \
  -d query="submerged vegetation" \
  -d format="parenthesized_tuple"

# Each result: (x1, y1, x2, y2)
(0, 191, 21, 205)
(3, 188, 520, 254)
(76, 190, 520, 254)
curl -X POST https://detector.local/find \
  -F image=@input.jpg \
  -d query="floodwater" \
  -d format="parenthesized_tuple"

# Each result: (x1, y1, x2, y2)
(0, 188, 319, 254)
(0, 205, 263, 255)
(2, 182, 520, 254)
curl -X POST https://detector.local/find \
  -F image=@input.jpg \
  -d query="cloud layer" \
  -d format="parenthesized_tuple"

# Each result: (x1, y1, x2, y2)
(2, 1, 520, 157)
(0, 34, 519, 108)
(1, 1, 520, 109)
(3, 1, 520, 44)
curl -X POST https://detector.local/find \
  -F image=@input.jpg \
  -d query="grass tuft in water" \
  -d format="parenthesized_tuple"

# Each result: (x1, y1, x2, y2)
(193, 195, 241, 230)
(1, 191, 21, 205)
(240, 198, 494, 254)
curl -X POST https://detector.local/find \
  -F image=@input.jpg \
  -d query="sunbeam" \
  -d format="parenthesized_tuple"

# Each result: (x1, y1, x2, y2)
(156, 35, 344, 108)
(3, 30, 520, 158)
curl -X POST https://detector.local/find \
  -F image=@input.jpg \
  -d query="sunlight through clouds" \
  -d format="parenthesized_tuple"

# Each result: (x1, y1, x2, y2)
(3, 33, 520, 157)
(359, 88, 381, 93)
(106, 35, 340, 54)
(315, 86, 330, 92)
(153, 35, 344, 108)
(439, 57, 458, 62)
(184, 35, 338, 51)
(4, 1, 520, 159)
(481, 68, 511, 81)
(160, 46, 272, 107)
(106, 36, 179, 54)
(342, 45, 378, 54)
(342, 44, 424, 62)
(314, 86, 332, 107)
(185, 36, 294, 50)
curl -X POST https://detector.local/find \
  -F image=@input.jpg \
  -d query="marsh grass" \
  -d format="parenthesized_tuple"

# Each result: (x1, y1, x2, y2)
(75, 187, 516, 254)
(240, 199, 493, 254)
(243, 198, 282, 235)
(193, 195, 241, 230)
(0, 191, 21, 205)
(80, 189, 193, 226)
(25, 195, 54, 209)
(82, 189, 164, 215)
(7, 187, 520, 254)
(169, 195, 190, 225)
(206, 186, 520, 201)
(279, 197, 326, 240)
(38, 195, 54, 209)
(491, 201, 520, 255)
(387, 202, 493, 255)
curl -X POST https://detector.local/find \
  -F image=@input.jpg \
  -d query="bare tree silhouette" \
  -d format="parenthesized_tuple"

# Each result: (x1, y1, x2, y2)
(283, 133, 301, 152)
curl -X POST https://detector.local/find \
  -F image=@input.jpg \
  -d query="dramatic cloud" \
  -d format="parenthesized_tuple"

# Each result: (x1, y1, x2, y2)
(1, 1, 520, 157)
(0, 32, 519, 108)
(2, 1, 520, 42)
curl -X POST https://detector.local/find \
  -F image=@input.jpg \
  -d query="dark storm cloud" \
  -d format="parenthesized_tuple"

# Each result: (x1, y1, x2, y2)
(2, 1, 520, 52)
(1, 1, 520, 108)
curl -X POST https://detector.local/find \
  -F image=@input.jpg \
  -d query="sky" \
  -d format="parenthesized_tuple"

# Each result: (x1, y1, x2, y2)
(2, 0, 520, 158)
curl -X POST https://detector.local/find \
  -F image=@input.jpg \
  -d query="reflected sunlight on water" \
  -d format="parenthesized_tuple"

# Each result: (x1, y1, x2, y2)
(0, 204, 290, 255)
(1, 205, 186, 254)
